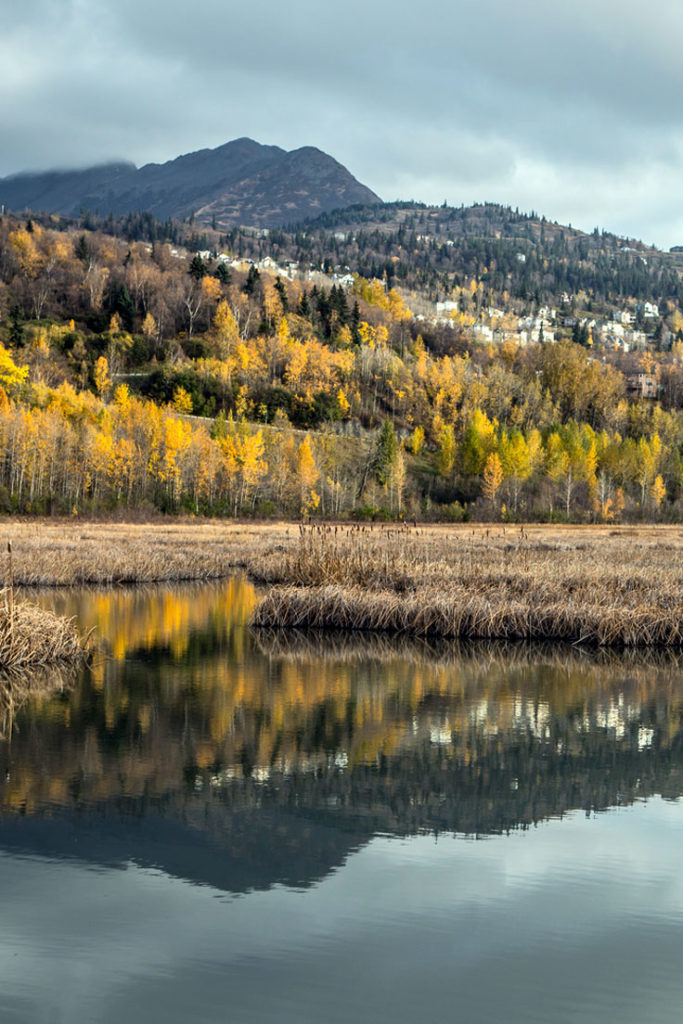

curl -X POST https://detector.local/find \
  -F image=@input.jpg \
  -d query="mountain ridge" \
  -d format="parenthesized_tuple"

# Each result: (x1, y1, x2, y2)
(0, 138, 380, 228)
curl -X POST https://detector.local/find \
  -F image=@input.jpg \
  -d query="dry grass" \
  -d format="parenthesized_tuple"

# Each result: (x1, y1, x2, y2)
(3, 518, 683, 647)
(0, 597, 87, 668)
(251, 523, 683, 648)
(0, 520, 292, 587)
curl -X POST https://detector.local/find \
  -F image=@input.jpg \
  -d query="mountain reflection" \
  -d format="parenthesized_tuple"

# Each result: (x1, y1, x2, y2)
(1, 579, 683, 892)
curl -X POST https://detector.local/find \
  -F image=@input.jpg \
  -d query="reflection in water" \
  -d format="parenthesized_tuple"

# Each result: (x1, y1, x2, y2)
(2, 579, 683, 885)
(3, 580, 683, 1024)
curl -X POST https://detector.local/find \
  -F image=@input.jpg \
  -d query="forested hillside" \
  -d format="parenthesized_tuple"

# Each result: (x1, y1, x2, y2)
(0, 210, 682, 521)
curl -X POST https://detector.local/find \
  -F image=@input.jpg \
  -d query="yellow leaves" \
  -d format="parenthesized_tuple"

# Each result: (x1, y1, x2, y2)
(28, 327, 49, 357)
(284, 341, 308, 386)
(0, 344, 29, 396)
(358, 321, 389, 348)
(296, 437, 320, 515)
(114, 383, 131, 412)
(221, 428, 268, 505)
(239, 430, 268, 489)
(94, 356, 111, 399)
(201, 276, 221, 304)
(9, 228, 40, 277)
(172, 386, 193, 415)
(499, 431, 531, 482)
(410, 425, 425, 455)
(651, 474, 666, 508)
(277, 317, 292, 346)
(337, 388, 351, 419)
(213, 300, 240, 357)
(482, 452, 504, 504)
(387, 289, 413, 322)
(142, 312, 157, 340)
(437, 425, 456, 477)
(337, 324, 353, 348)
(91, 430, 114, 477)
(236, 342, 251, 371)
(297, 437, 318, 485)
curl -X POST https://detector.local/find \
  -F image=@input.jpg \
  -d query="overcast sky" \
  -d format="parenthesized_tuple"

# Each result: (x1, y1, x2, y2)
(2, 0, 683, 246)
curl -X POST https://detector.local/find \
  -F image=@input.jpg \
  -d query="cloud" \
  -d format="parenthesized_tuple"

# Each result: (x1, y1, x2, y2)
(2, 0, 683, 244)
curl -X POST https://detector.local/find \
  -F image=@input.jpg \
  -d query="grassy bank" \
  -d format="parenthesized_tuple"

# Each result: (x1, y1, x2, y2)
(251, 524, 683, 648)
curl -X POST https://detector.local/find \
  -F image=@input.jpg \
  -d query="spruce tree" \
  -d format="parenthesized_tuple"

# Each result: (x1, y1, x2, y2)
(374, 419, 398, 486)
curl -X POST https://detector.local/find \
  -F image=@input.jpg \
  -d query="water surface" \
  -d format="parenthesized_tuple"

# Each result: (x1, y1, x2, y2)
(1, 580, 683, 1023)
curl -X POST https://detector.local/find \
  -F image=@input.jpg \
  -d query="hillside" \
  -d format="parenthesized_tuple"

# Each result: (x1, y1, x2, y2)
(0, 206, 683, 523)
(0, 138, 380, 228)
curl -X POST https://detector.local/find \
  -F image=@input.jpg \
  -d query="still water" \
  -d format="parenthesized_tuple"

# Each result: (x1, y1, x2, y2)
(2, 579, 683, 1023)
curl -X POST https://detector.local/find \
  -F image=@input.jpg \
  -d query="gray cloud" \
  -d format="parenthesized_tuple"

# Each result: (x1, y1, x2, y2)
(2, 0, 683, 244)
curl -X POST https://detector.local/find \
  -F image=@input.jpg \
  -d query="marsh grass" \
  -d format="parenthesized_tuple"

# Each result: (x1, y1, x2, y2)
(0, 595, 87, 669)
(252, 524, 683, 648)
(3, 518, 683, 647)
(0, 521, 272, 587)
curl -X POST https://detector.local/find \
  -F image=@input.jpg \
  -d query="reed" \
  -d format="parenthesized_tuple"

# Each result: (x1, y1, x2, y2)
(251, 524, 683, 648)
(0, 597, 87, 668)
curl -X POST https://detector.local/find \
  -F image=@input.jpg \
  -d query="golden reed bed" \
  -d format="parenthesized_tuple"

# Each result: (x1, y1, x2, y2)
(1, 518, 682, 647)
(250, 523, 683, 648)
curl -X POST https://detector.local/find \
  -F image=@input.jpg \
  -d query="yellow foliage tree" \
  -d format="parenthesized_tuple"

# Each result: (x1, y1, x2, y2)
(297, 437, 319, 515)
(94, 356, 111, 399)
(172, 386, 193, 415)
(482, 452, 504, 509)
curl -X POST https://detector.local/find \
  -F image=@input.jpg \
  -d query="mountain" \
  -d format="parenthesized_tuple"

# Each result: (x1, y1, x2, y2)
(0, 138, 381, 228)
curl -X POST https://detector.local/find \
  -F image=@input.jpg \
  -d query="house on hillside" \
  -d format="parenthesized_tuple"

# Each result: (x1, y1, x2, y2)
(626, 372, 659, 399)
(636, 301, 659, 319)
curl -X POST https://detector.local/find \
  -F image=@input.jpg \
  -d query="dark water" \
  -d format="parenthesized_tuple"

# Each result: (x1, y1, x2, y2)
(2, 580, 683, 1023)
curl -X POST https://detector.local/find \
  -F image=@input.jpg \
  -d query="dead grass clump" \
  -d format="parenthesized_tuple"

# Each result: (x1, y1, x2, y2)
(0, 598, 87, 668)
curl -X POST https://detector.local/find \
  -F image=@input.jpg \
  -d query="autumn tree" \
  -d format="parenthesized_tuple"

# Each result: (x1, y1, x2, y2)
(482, 452, 503, 515)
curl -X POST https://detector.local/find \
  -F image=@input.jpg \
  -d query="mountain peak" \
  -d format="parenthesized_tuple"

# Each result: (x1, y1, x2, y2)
(0, 139, 379, 228)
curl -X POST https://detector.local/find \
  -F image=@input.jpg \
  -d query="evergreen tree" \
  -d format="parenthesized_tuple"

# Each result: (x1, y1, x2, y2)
(374, 418, 399, 486)
(243, 265, 261, 295)
(350, 301, 361, 345)
(107, 282, 135, 331)
(74, 234, 90, 265)
(214, 263, 231, 285)
(189, 255, 207, 280)
(274, 276, 288, 314)
(8, 306, 25, 348)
